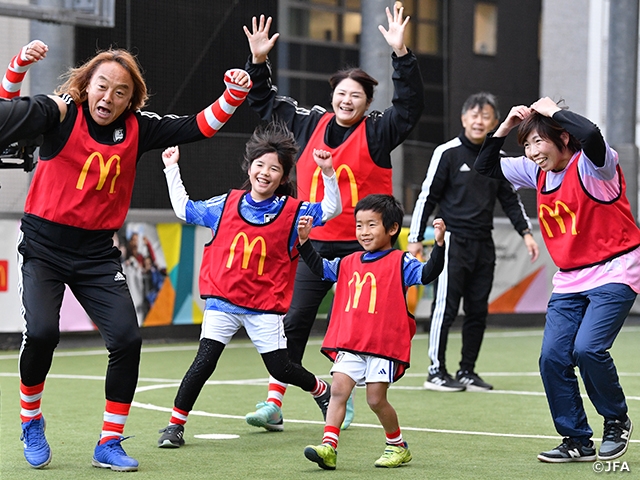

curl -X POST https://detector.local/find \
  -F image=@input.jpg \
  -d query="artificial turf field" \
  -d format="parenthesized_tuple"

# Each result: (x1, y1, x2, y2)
(1, 326, 639, 479)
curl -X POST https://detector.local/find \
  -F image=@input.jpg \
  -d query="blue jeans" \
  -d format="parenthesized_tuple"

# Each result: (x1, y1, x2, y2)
(540, 283, 636, 442)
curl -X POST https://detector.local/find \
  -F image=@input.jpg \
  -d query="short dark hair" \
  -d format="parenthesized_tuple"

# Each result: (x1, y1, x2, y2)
(354, 194, 404, 245)
(516, 111, 582, 154)
(461, 92, 499, 120)
(329, 68, 378, 103)
(242, 121, 299, 197)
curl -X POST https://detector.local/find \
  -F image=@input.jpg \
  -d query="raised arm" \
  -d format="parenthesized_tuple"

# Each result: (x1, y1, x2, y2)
(162, 146, 188, 221)
(296, 216, 325, 279)
(243, 15, 280, 65)
(420, 218, 446, 284)
(312, 149, 342, 222)
(0, 40, 48, 99)
(378, 4, 409, 57)
(195, 69, 252, 138)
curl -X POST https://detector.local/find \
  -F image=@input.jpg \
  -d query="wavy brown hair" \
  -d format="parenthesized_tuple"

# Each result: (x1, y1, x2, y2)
(241, 122, 299, 198)
(55, 49, 148, 111)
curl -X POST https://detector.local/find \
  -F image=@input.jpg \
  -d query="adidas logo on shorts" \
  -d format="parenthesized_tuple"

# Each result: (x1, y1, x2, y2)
(114, 272, 126, 282)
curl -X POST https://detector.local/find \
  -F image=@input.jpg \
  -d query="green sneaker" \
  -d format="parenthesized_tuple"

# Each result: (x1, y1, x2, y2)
(374, 444, 412, 468)
(245, 401, 283, 432)
(304, 444, 337, 470)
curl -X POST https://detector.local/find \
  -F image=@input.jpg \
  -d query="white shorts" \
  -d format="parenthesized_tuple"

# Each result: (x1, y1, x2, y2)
(200, 309, 287, 354)
(330, 351, 398, 386)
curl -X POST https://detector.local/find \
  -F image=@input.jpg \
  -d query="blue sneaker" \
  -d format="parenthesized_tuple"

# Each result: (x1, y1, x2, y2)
(245, 401, 284, 432)
(20, 417, 52, 468)
(92, 437, 139, 472)
(341, 390, 355, 430)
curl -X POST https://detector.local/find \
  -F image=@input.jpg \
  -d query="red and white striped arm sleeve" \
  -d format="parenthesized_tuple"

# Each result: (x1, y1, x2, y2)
(196, 68, 252, 138)
(0, 44, 37, 99)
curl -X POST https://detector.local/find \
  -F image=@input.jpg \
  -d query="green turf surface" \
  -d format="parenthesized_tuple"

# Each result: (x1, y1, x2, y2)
(1, 327, 638, 478)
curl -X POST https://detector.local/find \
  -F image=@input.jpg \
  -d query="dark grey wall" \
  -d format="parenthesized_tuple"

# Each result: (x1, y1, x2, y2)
(447, 0, 541, 154)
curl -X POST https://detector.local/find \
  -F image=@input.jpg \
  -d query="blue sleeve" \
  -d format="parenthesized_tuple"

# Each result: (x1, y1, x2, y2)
(289, 201, 328, 250)
(403, 253, 425, 286)
(184, 193, 227, 232)
(321, 257, 340, 282)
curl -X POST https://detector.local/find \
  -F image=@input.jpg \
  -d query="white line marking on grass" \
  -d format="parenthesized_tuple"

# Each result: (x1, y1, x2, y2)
(0, 325, 637, 361)
(132, 397, 640, 444)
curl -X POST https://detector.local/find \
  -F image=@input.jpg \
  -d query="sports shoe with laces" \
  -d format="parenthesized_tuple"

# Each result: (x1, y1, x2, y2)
(314, 383, 331, 420)
(423, 370, 465, 392)
(304, 443, 337, 470)
(456, 370, 494, 391)
(340, 389, 355, 430)
(20, 417, 52, 469)
(374, 443, 412, 468)
(245, 401, 284, 431)
(537, 437, 596, 463)
(92, 436, 139, 472)
(599, 417, 633, 460)
(158, 424, 185, 448)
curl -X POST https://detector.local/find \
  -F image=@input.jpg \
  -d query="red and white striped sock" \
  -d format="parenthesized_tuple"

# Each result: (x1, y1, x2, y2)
(99, 400, 131, 444)
(385, 427, 404, 446)
(19, 381, 44, 423)
(310, 378, 328, 398)
(322, 425, 340, 450)
(0, 44, 36, 99)
(266, 377, 287, 408)
(168, 406, 189, 426)
(196, 68, 252, 137)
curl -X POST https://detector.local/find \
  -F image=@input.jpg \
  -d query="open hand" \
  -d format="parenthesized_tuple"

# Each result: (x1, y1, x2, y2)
(243, 15, 280, 64)
(378, 5, 409, 56)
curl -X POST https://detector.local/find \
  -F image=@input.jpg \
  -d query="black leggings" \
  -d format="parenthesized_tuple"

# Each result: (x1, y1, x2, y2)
(19, 237, 141, 404)
(174, 339, 318, 412)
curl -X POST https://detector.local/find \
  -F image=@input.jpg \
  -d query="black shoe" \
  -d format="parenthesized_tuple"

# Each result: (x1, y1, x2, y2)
(423, 371, 465, 392)
(537, 438, 596, 463)
(314, 383, 331, 420)
(158, 424, 185, 448)
(456, 370, 493, 391)
(599, 417, 633, 460)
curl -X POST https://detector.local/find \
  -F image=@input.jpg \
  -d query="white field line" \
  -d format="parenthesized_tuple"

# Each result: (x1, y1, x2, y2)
(1, 371, 639, 442)
(0, 325, 638, 361)
(1, 326, 639, 443)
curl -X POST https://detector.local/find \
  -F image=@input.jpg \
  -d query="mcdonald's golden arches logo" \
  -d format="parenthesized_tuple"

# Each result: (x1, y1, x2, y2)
(345, 271, 377, 313)
(227, 232, 267, 275)
(538, 201, 578, 238)
(309, 165, 358, 207)
(76, 152, 121, 193)
(0, 260, 7, 292)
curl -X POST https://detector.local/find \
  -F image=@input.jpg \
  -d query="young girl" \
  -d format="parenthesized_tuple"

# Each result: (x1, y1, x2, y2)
(157, 121, 342, 447)
(475, 97, 638, 463)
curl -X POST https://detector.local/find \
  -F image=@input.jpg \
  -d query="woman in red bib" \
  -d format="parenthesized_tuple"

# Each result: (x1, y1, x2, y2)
(243, 3, 424, 429)
(475, 97, 639, 464)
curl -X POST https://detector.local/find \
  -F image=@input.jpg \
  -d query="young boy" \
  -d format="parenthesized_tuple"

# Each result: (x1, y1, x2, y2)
(299, 194, 446, 469)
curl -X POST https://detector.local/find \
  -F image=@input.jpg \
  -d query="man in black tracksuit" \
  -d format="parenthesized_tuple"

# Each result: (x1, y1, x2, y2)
(408, 92, 539, 392)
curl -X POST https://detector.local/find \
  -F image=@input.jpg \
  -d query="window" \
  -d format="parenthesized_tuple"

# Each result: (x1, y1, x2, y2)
(284, 0, 360, 45)
(402, 0, 440, 55)
(474, 2, 497, 56)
